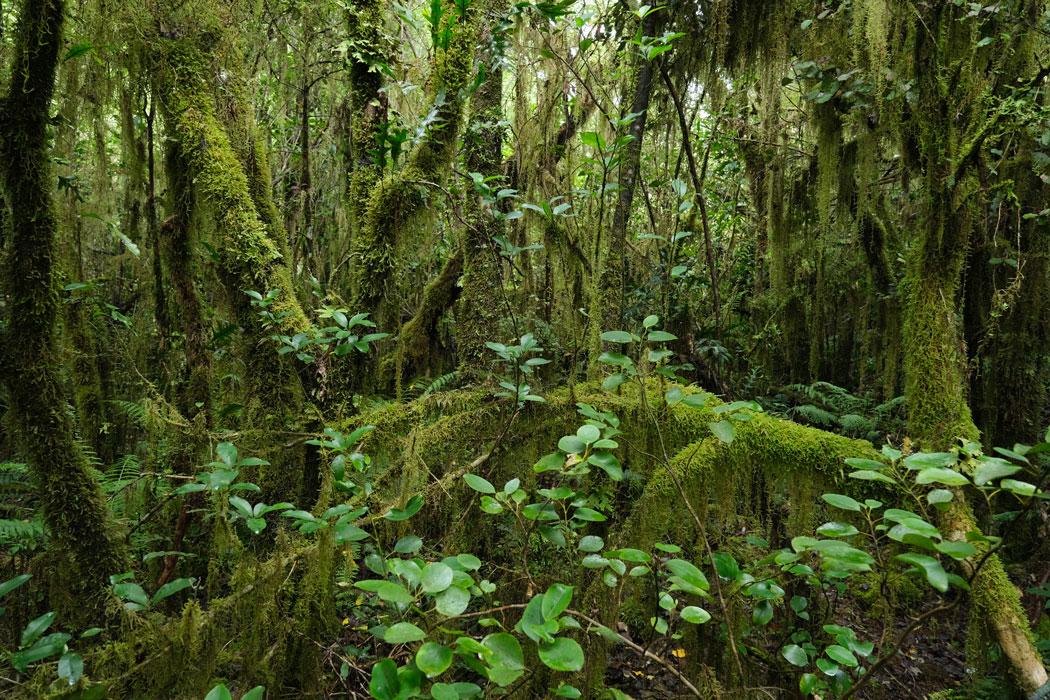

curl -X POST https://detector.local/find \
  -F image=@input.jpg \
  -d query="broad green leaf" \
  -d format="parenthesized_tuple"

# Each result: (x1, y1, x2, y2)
(0, 574, 31, 599)
(825, 645, 858, 668)
(782, 644, 808, 667)
(57, 651, 83, 686)
(915, 468, 969, 486)
(600, 330, 634, 344)
(578, 535, 604, 553)
(205, 684, 233, 700)
(355, 580, 414, 605)
(369, 658, 400, 700)
(384, 622, 426, 644)
(821, 493, 861, 512)
(708, 420, 735, 444)
(896, 552, 948, 592)
(152, 577, 193, 604)
(538, 637, 584, 672)
(416, 642, 453, 677)
(541, 583, 574, 621)
(680, 606, 711, 624)
(974, 457, 1022, 486)
(422, 563, 454, 594)
(435, 586, 470, 616)
(463, 474, 495, 494)
(903, 452, 956, 470)
(482, 633, 524, 686)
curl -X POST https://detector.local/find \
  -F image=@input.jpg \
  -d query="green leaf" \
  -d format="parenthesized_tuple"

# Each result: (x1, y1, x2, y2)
(753, 600, 774, 625)
(915, 468, 969, 486)
(558, 435, 587, 454)
(463, 473, 495, 494)
(57, 651, 83, 686)
(482, 633, 524, 686)
(63, 43, 94, 62)
(587, 452, 623, 480)
(384, 622, 426, 644)
(825, 645, 858, 668)
(242, 688, 266, 700)
(205, 685, 233, 700)
(538, 637, 585, 672)
(385, 494, 424, 521)
(576, 424, 600, 444)
(572, 507, 606, 522)
(896, 553, 948, 592)
(974, 457, 1022, 486)
(709, 420, 735, 444)
(844, 458, 887, 470)
(541, 583, 574, 621)
(849, 470, 897, 485)
(369, 658, 400, 700)
(680, 606, 711, 624)
(600, 330, 635, 344)
(435, 586, 470, 616)
(1002, 479, 1037, 497)
(416, 642, 453, 677)
(152, 577, 193, 604)
(903, 452, 956, 470)
(215, 442, 238, 467)
(0, 574, 31, 599)
(422, 562, 454, 594)
(821, 493, 861, 512)
(578, 535, 604, 553)
(927, 489, 954, 506)
(935, 540, 976, 560)
(643, 315, 659, 328)
(712, 552, 741, 580)
(245, 517, 267, 534)
(647, 330, 677, 342)
(21, 611, 56, 646)
(816, 522, 860, 538)
(782, 644, 808, 667)
(355, 580, 414, 604)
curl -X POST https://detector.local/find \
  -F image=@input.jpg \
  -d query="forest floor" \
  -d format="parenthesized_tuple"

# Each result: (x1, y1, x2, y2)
(602, 598, 968, 698)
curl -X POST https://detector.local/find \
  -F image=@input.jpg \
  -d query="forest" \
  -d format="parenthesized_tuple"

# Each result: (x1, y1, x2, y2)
(0, 0, 1049, 697)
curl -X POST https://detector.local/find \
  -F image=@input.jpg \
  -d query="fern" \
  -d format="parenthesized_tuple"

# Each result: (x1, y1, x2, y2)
(110, 399, 148, 426)
(0, 516, 47, 553)
(790, 404, 839, 427)
(101, 454, 142, 494)
(420, 371, 458, 398)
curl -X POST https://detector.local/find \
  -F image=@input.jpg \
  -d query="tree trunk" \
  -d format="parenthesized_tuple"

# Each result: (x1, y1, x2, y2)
(0, 0, 127, 620)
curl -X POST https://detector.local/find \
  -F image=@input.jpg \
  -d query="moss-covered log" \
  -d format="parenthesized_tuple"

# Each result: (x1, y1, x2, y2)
(0, 0, 127, 619)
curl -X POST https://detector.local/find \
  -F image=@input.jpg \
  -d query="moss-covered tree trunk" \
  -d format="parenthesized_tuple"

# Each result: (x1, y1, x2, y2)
(147, 3, 312, 502)
(901, 2, 1048, 692)
(457, 0, 508, 375)
(345, 0, 388, 245)
(0, 0, 127, 618)
(349, 4, 481, 325)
